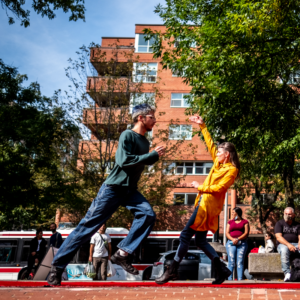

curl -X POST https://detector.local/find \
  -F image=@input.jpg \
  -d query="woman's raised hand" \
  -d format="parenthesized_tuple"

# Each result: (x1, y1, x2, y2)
(189, 115, 204, 125)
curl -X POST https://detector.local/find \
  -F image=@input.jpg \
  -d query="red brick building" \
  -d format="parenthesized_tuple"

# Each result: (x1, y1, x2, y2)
(72, 24, 265, 241)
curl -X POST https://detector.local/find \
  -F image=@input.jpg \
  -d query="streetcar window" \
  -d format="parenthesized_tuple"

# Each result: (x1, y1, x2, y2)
(0, 240, 17, 263)
(77, 241, 90, 263)
(141, 239, 167, 264)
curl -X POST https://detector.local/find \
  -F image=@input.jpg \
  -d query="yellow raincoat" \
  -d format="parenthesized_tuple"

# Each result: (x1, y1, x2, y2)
(190, 123, 239, 233)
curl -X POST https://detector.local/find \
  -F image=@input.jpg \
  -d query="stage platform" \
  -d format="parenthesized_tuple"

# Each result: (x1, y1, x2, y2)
(1, 280, 300, 289)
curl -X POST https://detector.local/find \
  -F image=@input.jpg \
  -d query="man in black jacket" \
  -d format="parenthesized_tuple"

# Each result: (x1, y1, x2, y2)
(27, 228, 47, 279)
(49, 223, 63, 248)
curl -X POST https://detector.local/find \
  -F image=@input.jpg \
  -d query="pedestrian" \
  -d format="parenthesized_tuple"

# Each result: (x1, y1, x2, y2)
(49, 223, 63, 248)
(47, 104, 165, 286)
(265, 232, 275, 253)
(89, 223, 112, 280)
(225, 207, 249, 280)
(275, 207, 300, 281)
(155, 115, 240, 285)
(27, 228, 47, 279)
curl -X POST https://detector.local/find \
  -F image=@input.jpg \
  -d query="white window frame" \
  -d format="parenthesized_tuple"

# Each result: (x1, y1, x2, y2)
(86, 161, 114, 174)
(170, 93, 190, 107)
(135, 34, 154, 53)
(132, 62, 158, 83)
(173, 193, 198, 205)
(165, 161, 213, 175)
(129, 92, 155, 113)
(288, 70, 300, 84)
(169, 124, 192, 140)
(172, 70, 185, 77)
(174, 38, 196, 48)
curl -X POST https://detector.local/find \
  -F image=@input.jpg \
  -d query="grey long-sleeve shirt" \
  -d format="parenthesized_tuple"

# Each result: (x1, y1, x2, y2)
(104, 130, 159, 188)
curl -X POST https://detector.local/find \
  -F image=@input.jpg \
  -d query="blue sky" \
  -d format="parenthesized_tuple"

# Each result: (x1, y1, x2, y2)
(0, 1, 163, 97)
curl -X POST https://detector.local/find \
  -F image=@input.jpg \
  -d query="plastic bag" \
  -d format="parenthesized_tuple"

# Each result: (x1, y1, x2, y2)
(258, 245, 266, 253)
(85, 262, 96, 279)
(107, 260, 116, 277)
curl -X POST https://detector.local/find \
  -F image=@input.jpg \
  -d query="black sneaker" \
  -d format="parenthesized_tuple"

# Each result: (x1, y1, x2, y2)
(111, 251, 139, 275)
(47, 266, 64, 286)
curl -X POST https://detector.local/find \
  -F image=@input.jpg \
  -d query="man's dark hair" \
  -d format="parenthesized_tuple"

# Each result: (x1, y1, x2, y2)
(36, 228, 43, 236)
(50, 222, 57, 228)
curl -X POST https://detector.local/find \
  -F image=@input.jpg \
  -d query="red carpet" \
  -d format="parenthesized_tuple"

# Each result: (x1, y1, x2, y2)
(1, 281, 300, 289)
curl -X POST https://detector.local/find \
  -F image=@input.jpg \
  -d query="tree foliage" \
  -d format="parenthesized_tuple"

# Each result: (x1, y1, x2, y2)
(145, 0, 300, 211)
(1, 0, 85, 27)
(0, 59, 87, 230)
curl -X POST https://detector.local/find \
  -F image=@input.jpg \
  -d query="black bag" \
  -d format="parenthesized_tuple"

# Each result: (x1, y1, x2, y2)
(290, 252, 300, 282)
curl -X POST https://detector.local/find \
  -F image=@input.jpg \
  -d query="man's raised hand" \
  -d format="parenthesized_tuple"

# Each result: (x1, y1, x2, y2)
(189, 115, 204, 125)
(155, 146, 165, 157)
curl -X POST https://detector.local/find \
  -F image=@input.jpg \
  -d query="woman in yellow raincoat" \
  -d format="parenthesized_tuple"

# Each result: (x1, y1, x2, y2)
(156, 115, 240, 285)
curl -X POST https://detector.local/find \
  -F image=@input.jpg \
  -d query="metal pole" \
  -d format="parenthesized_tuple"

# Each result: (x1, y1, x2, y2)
(223, 191, 228, 245)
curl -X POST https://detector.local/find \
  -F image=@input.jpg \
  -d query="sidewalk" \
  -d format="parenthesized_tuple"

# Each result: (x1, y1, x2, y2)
(0, 286, 299, 300)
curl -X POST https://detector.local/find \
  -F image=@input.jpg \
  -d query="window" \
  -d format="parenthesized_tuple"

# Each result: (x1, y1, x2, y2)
(0, 240, 17, 263)
(288, 70, 300, 84)
(165, 161, 213, 175)
(131, 93, 155, 107)
(174, 39, 196, 48)
(77, 241, 90, 263)
(171, 93, 190, 107)
(172, 69, 186, 77)
(133, 63, 158, 83)
(169, 125, 192, 140)
(21, 240, 31, 261)
(135, 34, 155, 53)
(85, 161, 114, 174)
(174, 193, 198, 205)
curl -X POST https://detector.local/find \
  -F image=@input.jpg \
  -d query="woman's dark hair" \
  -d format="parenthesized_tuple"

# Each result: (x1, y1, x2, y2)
(233, 207, 243, 219)
(36, 228, 43, 236)
(218, 142, 241, 178)
(266, 232, 274, 239)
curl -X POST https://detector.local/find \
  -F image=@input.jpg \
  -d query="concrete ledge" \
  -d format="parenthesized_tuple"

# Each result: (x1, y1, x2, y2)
(249, 253, 284, 280)
(249, 253, 283, 274)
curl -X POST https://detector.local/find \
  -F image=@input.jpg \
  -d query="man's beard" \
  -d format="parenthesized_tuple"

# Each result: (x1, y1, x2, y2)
(146, 126, 153, 132)
(284, 215, 293, 222)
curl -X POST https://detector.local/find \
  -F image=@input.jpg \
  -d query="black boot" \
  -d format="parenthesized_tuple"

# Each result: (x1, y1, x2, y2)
(111, 251, 139, 275)
(155, 260, 179, 285)
(212, 257, 231, 284)
(47, 266, 64, 286)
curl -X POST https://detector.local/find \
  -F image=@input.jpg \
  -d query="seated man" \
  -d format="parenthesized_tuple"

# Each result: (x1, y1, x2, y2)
(275, 207, 300, 282)
(27, 228, 47, 279)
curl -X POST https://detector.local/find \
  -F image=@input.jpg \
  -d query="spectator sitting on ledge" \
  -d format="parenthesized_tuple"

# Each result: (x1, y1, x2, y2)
(275, 207, 300, 282)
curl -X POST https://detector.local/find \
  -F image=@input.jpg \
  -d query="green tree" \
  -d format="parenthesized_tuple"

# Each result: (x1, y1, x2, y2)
(1, 0, 85, 27)
(145, 0, 300, 209)
(0, 59, 87, 230)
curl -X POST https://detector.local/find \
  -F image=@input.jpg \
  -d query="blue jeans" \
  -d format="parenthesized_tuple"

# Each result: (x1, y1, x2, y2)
(174, 205, 219, 263)
(277, 243, 298, 274)
(52, 184, 156, 269)
(225, 239, 248, 280)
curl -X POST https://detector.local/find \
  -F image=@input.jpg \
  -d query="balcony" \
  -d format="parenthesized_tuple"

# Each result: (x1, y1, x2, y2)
(90, 46, 135, 72)
(87, 76, 137, 94)
(83, 107, 130, 127)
